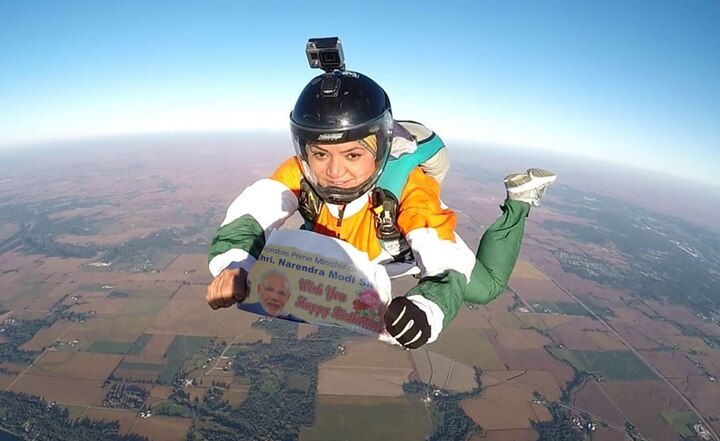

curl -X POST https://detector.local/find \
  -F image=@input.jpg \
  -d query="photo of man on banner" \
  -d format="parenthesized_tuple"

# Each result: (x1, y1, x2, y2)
(239, 269, 307, 323)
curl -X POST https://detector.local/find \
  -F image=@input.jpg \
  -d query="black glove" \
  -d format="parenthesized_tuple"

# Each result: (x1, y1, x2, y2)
(383, 297, 431, 349)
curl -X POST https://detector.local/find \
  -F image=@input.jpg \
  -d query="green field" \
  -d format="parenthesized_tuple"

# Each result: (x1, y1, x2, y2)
(88, 340, 134, 354)
(661, 410, 699, 436)
(118, 361, 165, 371)
(429, 327, 506, 370)
(120, 298, 168, 315)
(157, 335, 209, 384)
(534, 301, 594, 317)
(127, 334, 153, 355)
(573, 295, 615, 317)
(300, 396, 429, 441)
(562, 349, 656, 381)
(109, 287, 177, 299)
(60, 404, 88, 421)
(224, 345, 253, 357)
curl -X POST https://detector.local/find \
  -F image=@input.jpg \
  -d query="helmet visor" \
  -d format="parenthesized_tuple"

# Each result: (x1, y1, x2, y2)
(291, 110, 393, 204)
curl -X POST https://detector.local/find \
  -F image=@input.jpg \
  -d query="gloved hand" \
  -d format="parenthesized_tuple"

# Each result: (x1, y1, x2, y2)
(383, 297, 431, 349)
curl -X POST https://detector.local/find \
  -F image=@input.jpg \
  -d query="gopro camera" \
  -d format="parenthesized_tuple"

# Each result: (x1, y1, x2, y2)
(306, 37, 345, 72)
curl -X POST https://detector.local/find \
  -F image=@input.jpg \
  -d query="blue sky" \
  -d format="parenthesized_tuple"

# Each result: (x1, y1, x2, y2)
(1, 0, 718, 182)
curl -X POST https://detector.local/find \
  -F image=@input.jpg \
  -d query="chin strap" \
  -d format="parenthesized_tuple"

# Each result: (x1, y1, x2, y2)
(371, 188, 411, 261)
(298, 179, 322, 230)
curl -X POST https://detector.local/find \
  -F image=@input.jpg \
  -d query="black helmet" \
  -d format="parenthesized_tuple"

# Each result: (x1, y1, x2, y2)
(290, 70, 393, 204)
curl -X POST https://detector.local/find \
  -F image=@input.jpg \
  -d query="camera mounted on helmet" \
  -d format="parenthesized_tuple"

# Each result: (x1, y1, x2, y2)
(290, 37, 394, 205)
(306, 37, 345, 97)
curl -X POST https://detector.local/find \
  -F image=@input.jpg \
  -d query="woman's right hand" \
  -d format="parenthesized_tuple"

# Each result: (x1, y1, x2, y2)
(206, 267, 248, 310)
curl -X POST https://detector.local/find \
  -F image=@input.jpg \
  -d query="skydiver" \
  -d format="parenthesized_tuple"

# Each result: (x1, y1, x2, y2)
(206, 41, 556, 349)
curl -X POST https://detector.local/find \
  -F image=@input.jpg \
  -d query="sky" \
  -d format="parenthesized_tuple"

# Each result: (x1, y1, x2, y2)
(1, 0, 718, 183)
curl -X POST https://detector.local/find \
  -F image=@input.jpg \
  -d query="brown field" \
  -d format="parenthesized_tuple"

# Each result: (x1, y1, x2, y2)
(84, 407, 138, 434)
(0, 373, 17, 389)
(450, 307, 494, 329)
(142, 334, 176, 357)
(297, 323, 319, 340)
(537, 313, 576, 328)
(317, 366, 410, 396)
(0, 362, 26, 374)
(514, 313, 551, 330)
(56, 228, 157, 246)
(25, 292, 68, 312)
(0, 222, 19, 241)
(222, 388, 249, 406)
(162, 254, 208, 275)
(149, 385, 174, 401)
(235, 328, 272, 344)
(5, 289, 45, 311)
(0, 282, 24, 302)
(9, 374, 105, 405)
(590, 427, 630, 441)
(186, 386, 206, 402)
(201, 371, 234, 386)
(602, 380, 689, 441)
(553, 328, 605, 350)
(667, 335, 714, 353)
(0, 253, 44, 284)
(20, 319, 75, 351)
(411, 348, 454, 386)
(14, 310, 49, 320)
(639, 350, 702, 379)
(684, 375, 720, 430)
(588, 331, 628, 350)
(324, 339, 413, 368)
(461, 382, 551, 430)
(113, 281, 183, 298)
(474, 429, 539, 441)
(146, 297, 261, 337)
(63, 313, 152, 343)
(573, 379, 627, 426)
(511, 279, 575, 303)
(696, 353, 720, 375)
(445, 361, 480, 392)
(608, 320, 658, 350)
(33, 256, 94, 273)
(510, 258, 549, 281)
(170, 283, 204, 301)
(70, 297, 129, 314)
(495, 328, 552, 350)
(652, 304, 703, 324)
(129, 415, 192, 441)
(430, 327, 506, 371)
(484, 370, 562, 402)
(72, 291, 111, 299)
(489, 346, 574, 387)
(634, 316, 684, 340)
(318, 340, 414, 396)
(488, 312, 527, 330)
(28, 351, 123, 380)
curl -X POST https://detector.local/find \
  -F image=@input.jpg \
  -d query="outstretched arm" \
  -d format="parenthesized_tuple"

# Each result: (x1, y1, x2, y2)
(207, 157, 303, 309)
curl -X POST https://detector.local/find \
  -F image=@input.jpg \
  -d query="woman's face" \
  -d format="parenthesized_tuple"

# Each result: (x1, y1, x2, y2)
(306, 141, 376, 189)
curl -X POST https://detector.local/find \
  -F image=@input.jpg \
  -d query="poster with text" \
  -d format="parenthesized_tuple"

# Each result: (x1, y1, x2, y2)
(244, 229, 393, 336)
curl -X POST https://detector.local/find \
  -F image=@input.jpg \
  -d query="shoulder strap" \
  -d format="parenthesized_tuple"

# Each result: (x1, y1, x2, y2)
(377, 121, 446, 200)
(298, 179, 323, 231)
(371, 188, 411, 261)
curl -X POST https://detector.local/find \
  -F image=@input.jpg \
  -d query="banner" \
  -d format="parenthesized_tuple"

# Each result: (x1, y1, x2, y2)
(243, 229, 392, 336)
